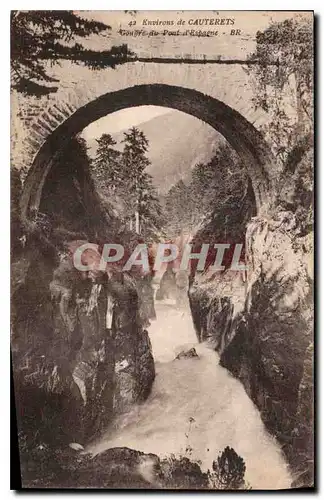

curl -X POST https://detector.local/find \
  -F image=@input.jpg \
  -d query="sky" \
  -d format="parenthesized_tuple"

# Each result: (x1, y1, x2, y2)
(82, 105, 172, 140)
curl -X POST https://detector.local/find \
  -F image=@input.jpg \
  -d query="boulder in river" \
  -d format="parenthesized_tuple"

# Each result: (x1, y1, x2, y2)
(175, 347, 199, 360)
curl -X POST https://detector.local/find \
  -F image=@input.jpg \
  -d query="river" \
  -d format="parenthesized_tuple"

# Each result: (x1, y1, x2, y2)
(88, 299, 292, 490)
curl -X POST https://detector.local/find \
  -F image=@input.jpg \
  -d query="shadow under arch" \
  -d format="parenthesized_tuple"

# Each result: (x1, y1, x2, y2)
(21, 83, 278, 221)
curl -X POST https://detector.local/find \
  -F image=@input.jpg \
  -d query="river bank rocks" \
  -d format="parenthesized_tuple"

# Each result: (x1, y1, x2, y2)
(21, 444, 250, 490)
(19, 444, 211, 489)
(113, 326, 155, 414)
(189, 209, 313, 487)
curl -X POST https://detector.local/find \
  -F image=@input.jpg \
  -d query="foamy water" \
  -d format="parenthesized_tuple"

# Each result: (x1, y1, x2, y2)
(89, 301, 292, 490)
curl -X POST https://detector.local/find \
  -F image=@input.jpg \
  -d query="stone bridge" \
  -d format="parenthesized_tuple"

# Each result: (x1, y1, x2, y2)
(11, 58, 285, 219)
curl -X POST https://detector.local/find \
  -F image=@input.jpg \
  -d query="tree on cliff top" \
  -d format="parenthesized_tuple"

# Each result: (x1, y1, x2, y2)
(121, 127, 151, 234)
(248, 17, 313, 119)
(11, 10, 133, 96)
(92, 134, 122, 194)
(247, 16, 313, 161)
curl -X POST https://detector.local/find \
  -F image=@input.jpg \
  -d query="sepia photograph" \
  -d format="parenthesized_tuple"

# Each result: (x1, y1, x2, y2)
(10, 10, 314, 490)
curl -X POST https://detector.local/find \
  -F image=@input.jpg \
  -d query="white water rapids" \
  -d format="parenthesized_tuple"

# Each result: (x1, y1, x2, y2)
(88, 300, 292, 490)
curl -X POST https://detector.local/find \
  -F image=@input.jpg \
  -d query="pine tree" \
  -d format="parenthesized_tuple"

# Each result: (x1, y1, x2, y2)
(121, 127, 151, 234)
(211, 446, 246, 490)
(11, 10, 133, 96)
(138, 173, 164, 239)
(92, 134, 122, 194)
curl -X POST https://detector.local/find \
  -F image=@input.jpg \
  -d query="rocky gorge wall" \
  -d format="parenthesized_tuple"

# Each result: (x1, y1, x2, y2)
(189, 142, 314, 488)
(189, 203, 313, 487)
(11, 140, 156, 464)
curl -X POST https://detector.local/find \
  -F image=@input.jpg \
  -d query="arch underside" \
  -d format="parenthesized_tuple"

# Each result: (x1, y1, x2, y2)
(21, 84, 278, 220)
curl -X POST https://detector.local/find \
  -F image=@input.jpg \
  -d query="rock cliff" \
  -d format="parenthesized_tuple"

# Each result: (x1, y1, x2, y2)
(11, 139, 156, 457)
(189, 144, 313, 487)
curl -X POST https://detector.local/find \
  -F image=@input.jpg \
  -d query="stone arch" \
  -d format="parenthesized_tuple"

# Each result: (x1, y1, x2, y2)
(20, 83, 278, 221)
